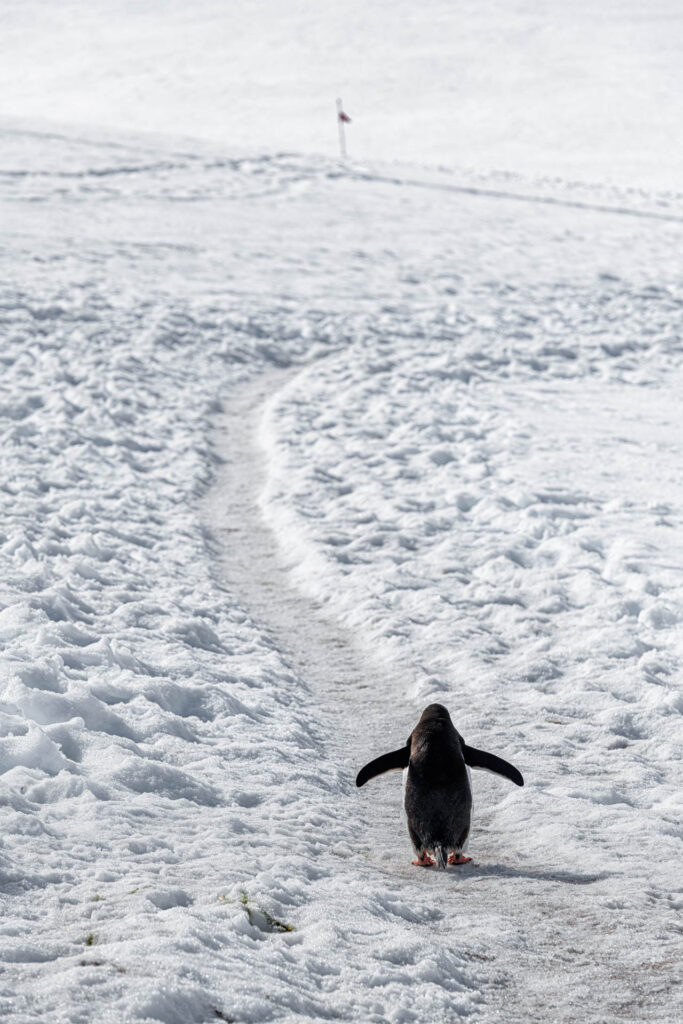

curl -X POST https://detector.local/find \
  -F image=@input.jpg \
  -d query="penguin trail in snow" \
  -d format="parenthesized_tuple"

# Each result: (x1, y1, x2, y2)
(356, 704, 524, 868)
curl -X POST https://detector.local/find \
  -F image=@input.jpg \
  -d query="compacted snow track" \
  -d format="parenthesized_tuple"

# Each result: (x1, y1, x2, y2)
(205, 369, 395, 796)
(205, 362, 682, 1023)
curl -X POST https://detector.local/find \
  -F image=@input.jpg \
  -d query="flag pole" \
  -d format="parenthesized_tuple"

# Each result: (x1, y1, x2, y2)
(336, 98, 347, 159)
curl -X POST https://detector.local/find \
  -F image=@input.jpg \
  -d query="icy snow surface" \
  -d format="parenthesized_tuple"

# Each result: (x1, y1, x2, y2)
(1, 3, 683, 1023)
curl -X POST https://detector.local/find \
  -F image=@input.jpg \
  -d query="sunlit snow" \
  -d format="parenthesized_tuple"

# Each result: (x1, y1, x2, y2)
(1, 3, 682, 1023)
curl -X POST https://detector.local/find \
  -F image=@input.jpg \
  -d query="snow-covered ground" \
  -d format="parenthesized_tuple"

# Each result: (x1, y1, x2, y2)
(1, 3, 682, 1023)
(3, 0, 683, 189)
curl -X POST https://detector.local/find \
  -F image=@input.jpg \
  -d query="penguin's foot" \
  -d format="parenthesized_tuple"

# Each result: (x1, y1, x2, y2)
(448, 853, 472, 866)
(412, 854, 436, 867)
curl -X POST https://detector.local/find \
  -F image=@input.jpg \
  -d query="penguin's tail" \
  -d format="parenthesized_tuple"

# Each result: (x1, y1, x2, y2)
(433, 845, 448, 870)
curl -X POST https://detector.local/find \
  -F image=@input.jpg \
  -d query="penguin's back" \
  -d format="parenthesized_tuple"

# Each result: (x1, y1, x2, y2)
(404, 709, 472, 850)
(404, 763, 472, 849)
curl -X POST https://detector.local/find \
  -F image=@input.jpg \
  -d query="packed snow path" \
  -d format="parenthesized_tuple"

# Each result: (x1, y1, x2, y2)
(0, 126, 681, 1022)
(209, 365, 683, 1022)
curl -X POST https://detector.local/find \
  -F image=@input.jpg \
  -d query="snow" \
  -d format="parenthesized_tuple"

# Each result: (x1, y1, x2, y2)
(3, 1, 683, 190)
(1, 2, 683, 1022)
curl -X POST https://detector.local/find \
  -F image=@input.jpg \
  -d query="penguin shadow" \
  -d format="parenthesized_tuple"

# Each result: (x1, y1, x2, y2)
(448, 862, 612, 886)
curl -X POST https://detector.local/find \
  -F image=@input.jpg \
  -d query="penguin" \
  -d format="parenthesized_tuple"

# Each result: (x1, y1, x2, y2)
(356, 704, 524, 868)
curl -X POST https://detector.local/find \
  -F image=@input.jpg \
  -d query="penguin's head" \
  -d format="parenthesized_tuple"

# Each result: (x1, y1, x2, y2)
(409, 704, 463, 775)
(417, 703, 453, 726)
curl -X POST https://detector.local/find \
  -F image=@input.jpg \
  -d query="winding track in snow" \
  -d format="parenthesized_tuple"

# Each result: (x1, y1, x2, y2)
(206, 368, 400, 815)
(205, 366, 681, 1024)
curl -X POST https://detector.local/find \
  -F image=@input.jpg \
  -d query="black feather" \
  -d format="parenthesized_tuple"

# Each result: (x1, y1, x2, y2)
(356, 745, 410, 787)
(463, 745, 524, 786)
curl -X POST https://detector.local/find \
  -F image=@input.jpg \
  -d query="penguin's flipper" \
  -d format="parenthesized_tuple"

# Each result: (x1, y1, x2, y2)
(463, 745, 524, 786)
(356, 745, 410, 787)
